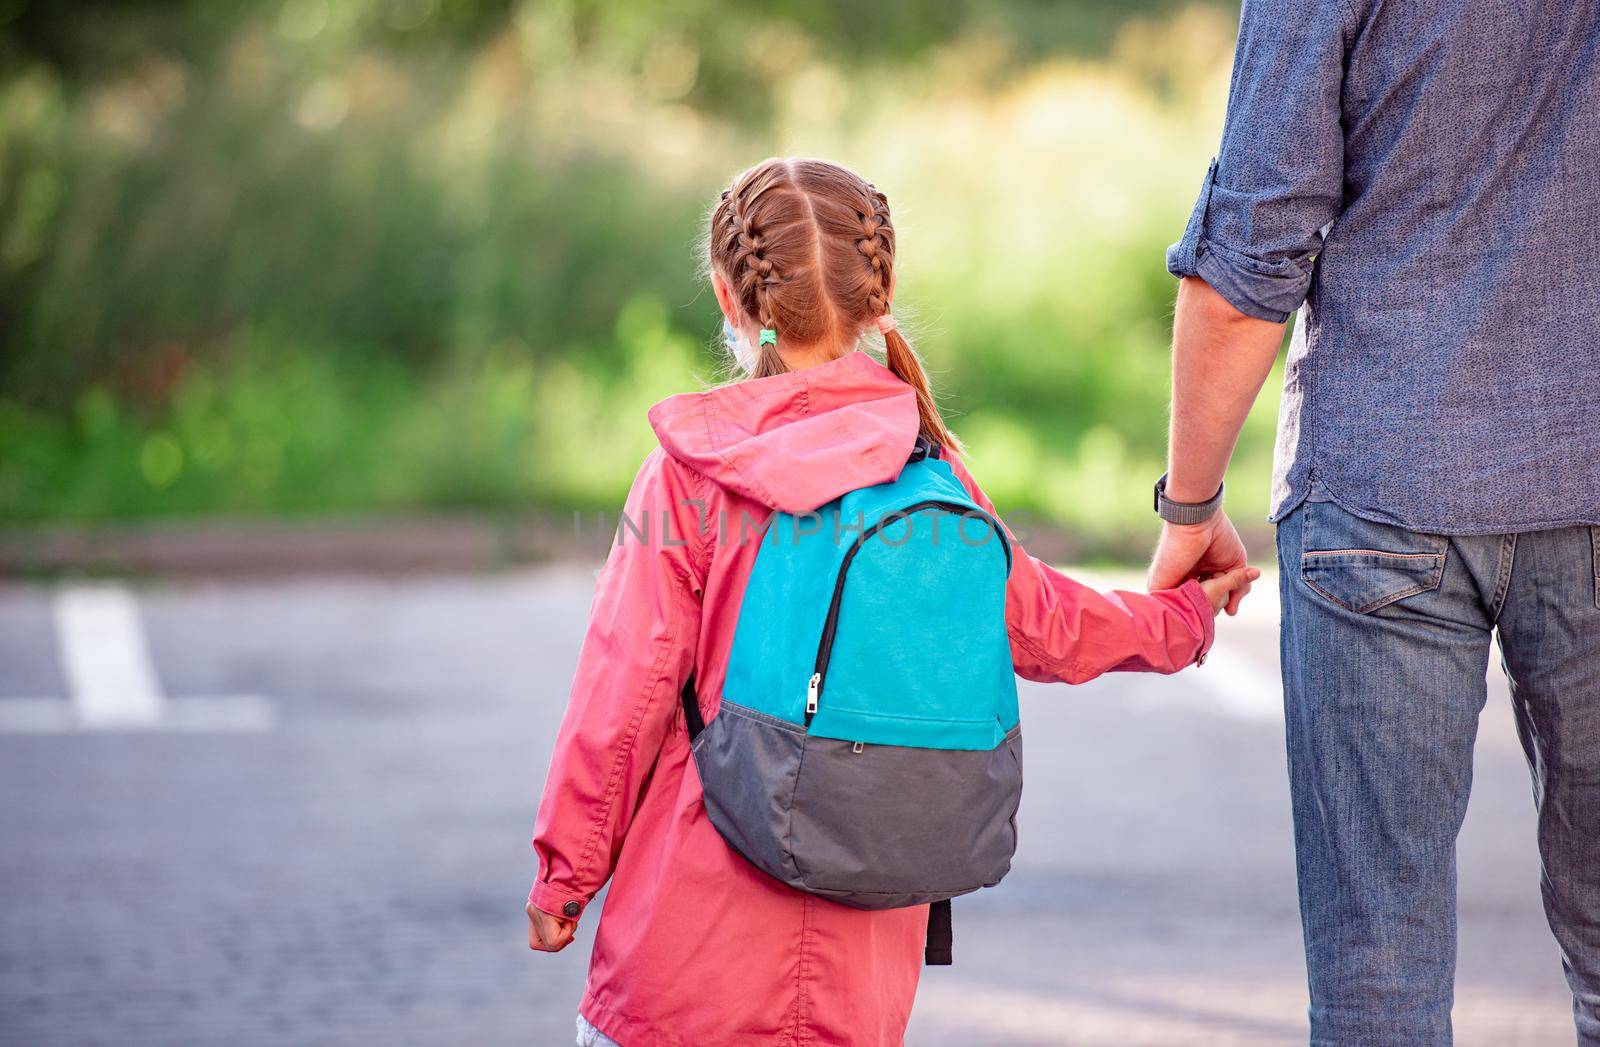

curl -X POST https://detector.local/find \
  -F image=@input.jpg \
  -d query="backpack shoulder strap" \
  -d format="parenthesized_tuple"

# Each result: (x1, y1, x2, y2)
(681, 675, 705, 741)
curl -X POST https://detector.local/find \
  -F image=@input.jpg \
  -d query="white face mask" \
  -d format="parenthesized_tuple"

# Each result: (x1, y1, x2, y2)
(723, 319, 759, 375)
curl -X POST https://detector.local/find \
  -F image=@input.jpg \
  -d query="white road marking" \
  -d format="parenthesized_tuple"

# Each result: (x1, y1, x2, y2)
(0, 695, 277, 733)
(0, 584, 274, 733)
(55, 585, 165, 727)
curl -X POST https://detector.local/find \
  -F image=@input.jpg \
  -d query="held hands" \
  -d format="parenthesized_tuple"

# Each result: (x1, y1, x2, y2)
(527, 900, 577, 952)
(1149, 510, 1257, 616)
(1198, 564, 1261, 615)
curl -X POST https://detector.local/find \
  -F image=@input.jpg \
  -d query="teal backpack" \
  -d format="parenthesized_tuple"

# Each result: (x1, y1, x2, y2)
(683, 439, 1022, 965)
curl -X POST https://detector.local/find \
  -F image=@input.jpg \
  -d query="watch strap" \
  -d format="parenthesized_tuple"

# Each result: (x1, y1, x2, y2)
(1154, 473, 1224, 525)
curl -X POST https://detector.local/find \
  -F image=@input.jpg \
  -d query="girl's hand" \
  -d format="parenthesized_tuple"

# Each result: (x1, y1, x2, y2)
(1198, 566, 1261, 616)
(527, 901, 577, 952)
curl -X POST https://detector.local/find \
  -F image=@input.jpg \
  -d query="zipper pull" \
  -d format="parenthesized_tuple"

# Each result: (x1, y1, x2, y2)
(806, 672, 821, 718)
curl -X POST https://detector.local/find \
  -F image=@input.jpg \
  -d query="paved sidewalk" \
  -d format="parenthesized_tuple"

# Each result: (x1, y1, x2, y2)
(0, 567, 1576, 1045)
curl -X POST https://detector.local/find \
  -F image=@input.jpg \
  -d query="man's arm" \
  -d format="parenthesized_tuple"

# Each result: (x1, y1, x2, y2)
(1164, 277, 1285, 504)
(1151, 0, 1353, 607)
(1146, 276, 1285, 613)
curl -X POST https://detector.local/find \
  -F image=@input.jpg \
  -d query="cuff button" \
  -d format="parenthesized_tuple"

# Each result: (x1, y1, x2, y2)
(562, 901, 582, 917)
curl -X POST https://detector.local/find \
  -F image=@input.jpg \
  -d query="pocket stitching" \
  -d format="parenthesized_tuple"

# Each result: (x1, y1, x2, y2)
(1301, 549, 1441, 561)
(1301, 571, 1436, 615)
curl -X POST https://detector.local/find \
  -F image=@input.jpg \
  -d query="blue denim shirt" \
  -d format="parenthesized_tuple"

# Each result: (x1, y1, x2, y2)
(1168, 0, 1600, 534)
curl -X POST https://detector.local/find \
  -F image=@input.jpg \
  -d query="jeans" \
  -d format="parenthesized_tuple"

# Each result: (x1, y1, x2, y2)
(1278, 490, 1600, 1045)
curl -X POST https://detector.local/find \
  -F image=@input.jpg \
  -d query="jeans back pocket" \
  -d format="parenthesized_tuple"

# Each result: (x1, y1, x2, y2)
(1299, 500, 1447, 614)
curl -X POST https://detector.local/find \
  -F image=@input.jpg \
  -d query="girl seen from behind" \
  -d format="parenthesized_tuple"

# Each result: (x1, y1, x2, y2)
(526, 157, 1256, 1047)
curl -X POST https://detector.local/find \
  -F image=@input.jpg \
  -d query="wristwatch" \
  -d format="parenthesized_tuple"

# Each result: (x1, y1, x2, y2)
(1154, 473, 1224, 525)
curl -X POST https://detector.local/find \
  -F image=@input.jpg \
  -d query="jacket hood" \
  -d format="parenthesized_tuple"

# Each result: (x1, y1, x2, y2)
(647, 351, 920, 514)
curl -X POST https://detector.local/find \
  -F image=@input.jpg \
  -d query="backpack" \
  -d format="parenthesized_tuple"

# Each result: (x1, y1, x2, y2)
(683, 439, 1022, 966)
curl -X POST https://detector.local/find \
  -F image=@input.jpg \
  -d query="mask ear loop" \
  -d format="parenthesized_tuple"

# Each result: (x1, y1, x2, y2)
(723, 319, 758, 375)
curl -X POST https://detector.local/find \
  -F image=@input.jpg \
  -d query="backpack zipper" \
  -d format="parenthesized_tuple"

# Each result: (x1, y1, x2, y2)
(804, 500, 1008, 727)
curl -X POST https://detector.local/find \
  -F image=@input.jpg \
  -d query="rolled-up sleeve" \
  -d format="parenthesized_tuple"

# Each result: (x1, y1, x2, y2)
(1166, 0, 1355, 322)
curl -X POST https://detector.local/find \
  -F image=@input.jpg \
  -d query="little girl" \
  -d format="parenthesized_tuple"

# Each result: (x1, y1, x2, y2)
(526, 157, 1256, 1047)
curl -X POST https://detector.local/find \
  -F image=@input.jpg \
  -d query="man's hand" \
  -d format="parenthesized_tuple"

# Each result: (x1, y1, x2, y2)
(527, 901, 577, 952)
(1148, 510, 1253, 616)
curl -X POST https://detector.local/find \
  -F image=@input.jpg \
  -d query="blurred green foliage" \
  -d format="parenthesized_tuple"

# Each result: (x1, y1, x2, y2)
(0, 0, 1279, 557)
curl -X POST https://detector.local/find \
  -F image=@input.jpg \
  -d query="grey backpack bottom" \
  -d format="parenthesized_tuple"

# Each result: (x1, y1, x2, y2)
(692, 699, 1023, 911)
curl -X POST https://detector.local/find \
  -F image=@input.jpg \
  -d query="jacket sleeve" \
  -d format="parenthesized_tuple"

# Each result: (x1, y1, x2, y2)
(528, 448, 708, 922)
(946, 453, 1214, 684)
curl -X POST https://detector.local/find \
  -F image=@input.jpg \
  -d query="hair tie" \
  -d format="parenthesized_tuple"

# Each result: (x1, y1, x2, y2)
(876, 314, 897, 335)
(758, 328, 778, 347)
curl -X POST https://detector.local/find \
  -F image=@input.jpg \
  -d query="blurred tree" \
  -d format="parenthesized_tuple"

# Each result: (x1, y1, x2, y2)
(0, 0, 1250, 548)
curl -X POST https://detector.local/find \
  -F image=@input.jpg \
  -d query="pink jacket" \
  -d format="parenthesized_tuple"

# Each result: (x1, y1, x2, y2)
(530, 352, 1214, 1046)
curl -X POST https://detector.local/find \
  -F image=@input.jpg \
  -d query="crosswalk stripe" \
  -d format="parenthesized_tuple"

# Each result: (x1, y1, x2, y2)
(0, 695, 276, 733)
(55, 585, 165, 727)
(0, 583, 275, 734)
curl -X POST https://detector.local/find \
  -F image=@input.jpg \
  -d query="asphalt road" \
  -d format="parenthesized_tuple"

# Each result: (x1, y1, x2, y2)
(0, 565, 1578, 1045)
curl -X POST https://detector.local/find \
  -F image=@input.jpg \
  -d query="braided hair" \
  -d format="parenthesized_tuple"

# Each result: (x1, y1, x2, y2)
(708, 158, 957, 448)
(715, 177, 783, 378)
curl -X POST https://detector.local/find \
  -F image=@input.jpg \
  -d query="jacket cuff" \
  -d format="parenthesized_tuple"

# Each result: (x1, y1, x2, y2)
(528, 878, 589, 922)
(1176, 578, 1216, 666)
